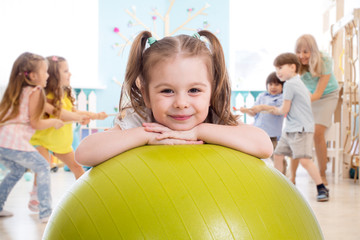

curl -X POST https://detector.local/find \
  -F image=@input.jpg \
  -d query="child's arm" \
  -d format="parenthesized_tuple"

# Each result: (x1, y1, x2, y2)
(75, 110, 108, 120)
(44, 103, 90, 124)
(265, 100, 291, 115)
(29, 90, 64, 130)
(75, 125, 203, 166)
(239, 107, 256, 117)
(143, 122, 273, 159)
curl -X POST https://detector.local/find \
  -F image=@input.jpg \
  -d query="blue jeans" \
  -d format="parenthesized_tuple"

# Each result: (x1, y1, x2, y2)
(0, 147, 51, 219)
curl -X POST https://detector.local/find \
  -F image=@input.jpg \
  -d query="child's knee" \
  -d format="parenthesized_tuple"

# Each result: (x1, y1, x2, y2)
(299, 158, 312, 167)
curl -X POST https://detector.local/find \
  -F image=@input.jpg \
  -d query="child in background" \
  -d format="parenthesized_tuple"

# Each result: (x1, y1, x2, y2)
(0, 52, 63, 222)
(28, 56, 107, 212)
(75, 30, 273, 167)
(261, 52, 329, 202)
(239, 72, 286, 173)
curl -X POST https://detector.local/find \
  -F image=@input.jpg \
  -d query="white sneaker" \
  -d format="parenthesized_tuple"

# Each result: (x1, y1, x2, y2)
(0, 209, 14, 217)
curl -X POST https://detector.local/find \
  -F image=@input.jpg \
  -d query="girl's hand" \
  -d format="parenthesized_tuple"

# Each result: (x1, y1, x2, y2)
(142, 122, 172, 133)
(143, 122, 203, 143)
(147, 132, 203, 145)
(239, 107, 248, 113)
(96, 112, 108, 120)
(78, 114, 90, 125)
(50, 119, 64, 129)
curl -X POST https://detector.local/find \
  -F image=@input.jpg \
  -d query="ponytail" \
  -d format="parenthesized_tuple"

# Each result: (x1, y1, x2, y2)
(197, 30, 238, 126)
(119, 31, 153, 119)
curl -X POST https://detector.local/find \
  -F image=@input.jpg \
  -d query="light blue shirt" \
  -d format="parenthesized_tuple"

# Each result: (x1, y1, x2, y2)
(283, 75, 314, 133)
(253, 92, 284, 139)
(301, 52, 339, 95)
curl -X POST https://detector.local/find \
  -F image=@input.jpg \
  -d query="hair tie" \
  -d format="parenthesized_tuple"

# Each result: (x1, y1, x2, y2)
(193, 32, 201, 39)
(52, 56, 58, 61)
(147, 37, 157, 45)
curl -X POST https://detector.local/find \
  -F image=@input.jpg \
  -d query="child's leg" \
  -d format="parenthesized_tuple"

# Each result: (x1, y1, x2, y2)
(32, 146, 51, 188)
(290, 159, 299, 184)
(23, 151, 52, 219)
(273, 154, 285, 174)
(29, 146, 51, 212)
(54, 151, 84, 179)
(0, 148, 27, 213)
(299, 157, 329, 201)
(313, 124, 328, 182)
(299, 158, 322, 185)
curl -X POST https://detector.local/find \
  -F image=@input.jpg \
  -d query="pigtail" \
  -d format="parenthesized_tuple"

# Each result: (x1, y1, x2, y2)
(119, 31, 152, 119)
(197, 30, 238, 126)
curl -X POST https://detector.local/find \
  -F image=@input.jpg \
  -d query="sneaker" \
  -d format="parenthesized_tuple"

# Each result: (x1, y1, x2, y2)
(317, 188, 329, 202)
(28, 191, 39, 212)
(0, 209, 13, 217)
(40, 216, 50, 223)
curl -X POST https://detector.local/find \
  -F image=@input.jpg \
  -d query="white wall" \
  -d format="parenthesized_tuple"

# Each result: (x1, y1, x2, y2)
(0, 0, 100, 89)
(229, 0, 325, 91)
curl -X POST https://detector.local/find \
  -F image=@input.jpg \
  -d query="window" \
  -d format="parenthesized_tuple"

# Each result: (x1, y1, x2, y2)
(229, 0, 324, 91)
(0, 0, 99, 88)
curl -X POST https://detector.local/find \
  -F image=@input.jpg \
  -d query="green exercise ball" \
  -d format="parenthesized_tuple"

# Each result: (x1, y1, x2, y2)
(43, 145, 323, 240)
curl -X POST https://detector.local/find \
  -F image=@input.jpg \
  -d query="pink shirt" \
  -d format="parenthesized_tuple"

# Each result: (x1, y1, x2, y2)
(0, 86, 42, 151)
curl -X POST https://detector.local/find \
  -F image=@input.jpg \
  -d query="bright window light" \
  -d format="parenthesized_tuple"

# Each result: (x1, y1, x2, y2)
(0, 0, 99, 88)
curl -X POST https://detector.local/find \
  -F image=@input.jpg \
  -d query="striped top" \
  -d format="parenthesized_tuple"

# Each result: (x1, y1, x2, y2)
(0, 86, 41, 151)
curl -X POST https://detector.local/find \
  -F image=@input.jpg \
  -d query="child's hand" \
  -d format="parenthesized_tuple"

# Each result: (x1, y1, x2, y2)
(95, 112, 108, 120)
(143, 122, 203, 144)
(51, 119, 64, 129)
(239, 107, 248, 113)
(142, 122, 172, 133)
(78, 114, 90, 125)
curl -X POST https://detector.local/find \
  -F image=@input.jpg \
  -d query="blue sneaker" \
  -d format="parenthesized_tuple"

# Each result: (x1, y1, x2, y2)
(317, 188, 329, 202)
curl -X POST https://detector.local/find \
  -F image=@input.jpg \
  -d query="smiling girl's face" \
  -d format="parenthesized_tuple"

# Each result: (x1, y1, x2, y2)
(144, 56, 212, 131)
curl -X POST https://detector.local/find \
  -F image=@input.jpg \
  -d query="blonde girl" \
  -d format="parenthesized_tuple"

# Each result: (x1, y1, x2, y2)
(0, 52, 63, 223)
(75, 30, 273, 166)
(28, 56, 107, 211)
(291, 34, 339, 185)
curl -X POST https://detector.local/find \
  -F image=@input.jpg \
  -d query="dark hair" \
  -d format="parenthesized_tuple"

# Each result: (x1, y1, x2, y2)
(265, 72, 283, 89)
(120, 30, 238, 126)
(273, 53, 300, 73)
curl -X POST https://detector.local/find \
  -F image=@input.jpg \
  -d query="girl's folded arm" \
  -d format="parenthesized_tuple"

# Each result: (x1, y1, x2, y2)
(196, 123, 273, 159)
(75, 126, 154, 166)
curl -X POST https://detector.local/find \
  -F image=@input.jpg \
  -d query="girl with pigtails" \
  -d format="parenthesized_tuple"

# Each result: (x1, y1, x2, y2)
(75, 30, 273, 167)
(0, 52, 63, 223)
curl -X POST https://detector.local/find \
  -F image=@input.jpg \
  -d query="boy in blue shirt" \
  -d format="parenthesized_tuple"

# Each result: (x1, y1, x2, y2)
(240, 72, 286, 173)
(261, 53, 329, 202)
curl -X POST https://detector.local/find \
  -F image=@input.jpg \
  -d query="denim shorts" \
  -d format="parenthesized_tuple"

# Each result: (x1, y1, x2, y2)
(274, 131, 314, 159)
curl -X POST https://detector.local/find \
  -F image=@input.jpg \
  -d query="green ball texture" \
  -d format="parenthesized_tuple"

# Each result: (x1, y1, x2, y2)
(43, 145, 323, 240)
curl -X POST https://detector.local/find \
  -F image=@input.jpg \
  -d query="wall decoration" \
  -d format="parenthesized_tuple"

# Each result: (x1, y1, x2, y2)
(113, 0, 211, 55)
